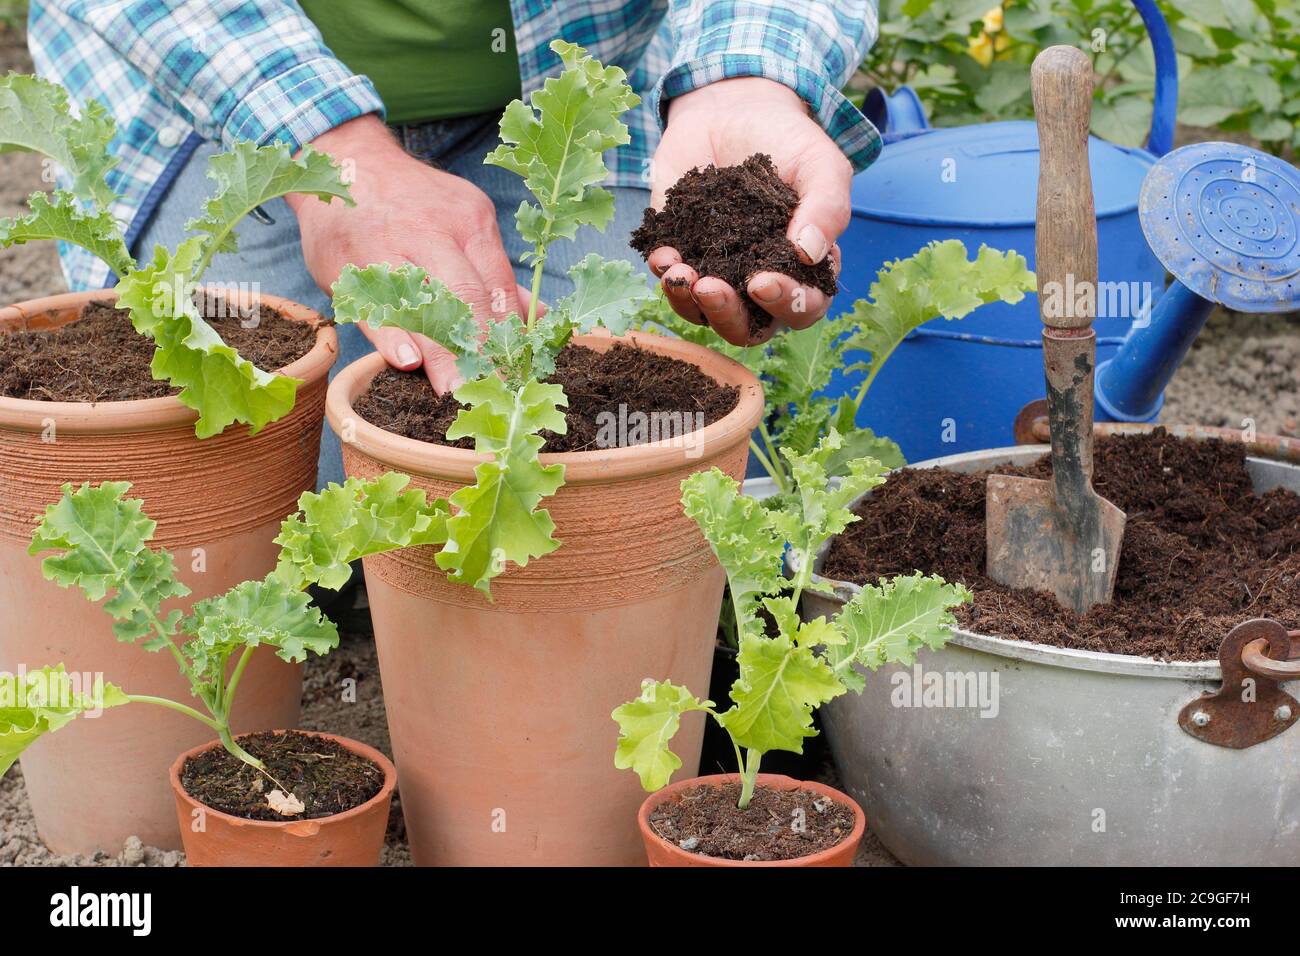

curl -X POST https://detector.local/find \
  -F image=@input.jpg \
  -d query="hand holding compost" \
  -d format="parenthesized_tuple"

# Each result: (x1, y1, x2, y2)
(631, 154, 838, 342)
(634, 73, 861, 344)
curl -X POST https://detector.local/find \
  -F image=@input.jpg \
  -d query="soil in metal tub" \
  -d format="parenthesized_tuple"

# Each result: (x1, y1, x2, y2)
(822, 428, 1300, 661)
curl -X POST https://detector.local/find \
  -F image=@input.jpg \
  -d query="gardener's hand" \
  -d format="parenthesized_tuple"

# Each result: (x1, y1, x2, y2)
(647, 78, 851, 346)
(287, 115, 533, 393)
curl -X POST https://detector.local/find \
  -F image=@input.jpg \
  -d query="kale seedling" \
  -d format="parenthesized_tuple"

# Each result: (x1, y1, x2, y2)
(0, 74, 353, 437)
(4, 473, 446, 790)
(327, 41, 654, 598)
(612, 433, 972, 809)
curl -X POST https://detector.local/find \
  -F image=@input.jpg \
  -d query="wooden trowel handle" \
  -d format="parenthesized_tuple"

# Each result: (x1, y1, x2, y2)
(1033, 45, 1097, 332)
(1033, 45, 1100, 492)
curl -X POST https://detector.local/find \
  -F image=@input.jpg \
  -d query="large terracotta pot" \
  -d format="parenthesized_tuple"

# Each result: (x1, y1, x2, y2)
(328, 331, 764, 866)
(638, 773, 866, 867)
(169, 731, 396, 867)
(0, 290, 337, 854)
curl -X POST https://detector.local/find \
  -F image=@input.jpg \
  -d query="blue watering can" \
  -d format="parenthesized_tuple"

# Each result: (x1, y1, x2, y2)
(831, 0, 1180, 461)
(1090, 141, 1300, 423)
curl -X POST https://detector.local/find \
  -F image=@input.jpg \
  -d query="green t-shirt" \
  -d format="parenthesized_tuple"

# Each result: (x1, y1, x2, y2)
(301, 0, 522, 125)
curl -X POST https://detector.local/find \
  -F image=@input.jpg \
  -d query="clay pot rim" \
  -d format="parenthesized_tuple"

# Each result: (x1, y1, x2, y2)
(325, 329, 766, 484)
(0, 288, 338, 434)
(637, 772, 866, 867)
(167, 729, 398, 832)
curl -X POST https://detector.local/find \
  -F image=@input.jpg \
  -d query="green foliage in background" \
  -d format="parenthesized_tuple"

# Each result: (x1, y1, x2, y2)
(0, 2, 25, 32)
(857, 0, 1300, 158)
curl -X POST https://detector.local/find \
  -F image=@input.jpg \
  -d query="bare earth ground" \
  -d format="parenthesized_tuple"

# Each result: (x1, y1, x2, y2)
(1, 35, 1296, 868)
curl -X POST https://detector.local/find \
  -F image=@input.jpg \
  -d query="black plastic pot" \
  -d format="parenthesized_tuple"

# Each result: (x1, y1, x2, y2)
(697, 642, 826, 778)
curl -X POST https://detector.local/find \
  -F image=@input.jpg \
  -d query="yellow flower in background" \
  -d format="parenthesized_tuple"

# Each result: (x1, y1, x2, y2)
(969, 3, 1010, 66)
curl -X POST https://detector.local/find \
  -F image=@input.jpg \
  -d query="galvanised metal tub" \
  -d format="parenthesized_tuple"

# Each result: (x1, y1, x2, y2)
(801, 425, 1300, 866)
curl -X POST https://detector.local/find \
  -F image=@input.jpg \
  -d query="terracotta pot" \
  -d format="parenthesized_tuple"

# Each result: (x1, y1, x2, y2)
(638, 773, 866, 867)
(169, 731, 396, 867)
(0, 290, 337, 855)
(327, 331, 764, 866)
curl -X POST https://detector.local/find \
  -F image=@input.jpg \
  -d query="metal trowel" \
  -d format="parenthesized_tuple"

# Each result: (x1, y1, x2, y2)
(985, 46, 1126, 615)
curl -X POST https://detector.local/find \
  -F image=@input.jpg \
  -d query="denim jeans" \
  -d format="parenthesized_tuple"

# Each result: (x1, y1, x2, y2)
(132, 113, 651, 488)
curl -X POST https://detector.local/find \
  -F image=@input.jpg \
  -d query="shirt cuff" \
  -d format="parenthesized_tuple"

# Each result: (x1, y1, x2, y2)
(649, 25, 881, 173)
(222, 57, 386, 151)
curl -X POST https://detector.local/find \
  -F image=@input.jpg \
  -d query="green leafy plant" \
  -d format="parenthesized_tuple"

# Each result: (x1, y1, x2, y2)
(11, 475, 444, 787)
(0, 2, 25, 32)
(856, 0, 1152, 138)
(855, 0, 1300, 156)
(637, 240, 1034, 501)
(0, 74, 354, 436)
(327, 40, 652, 598)
(1, 664, 127, 777)
(612, 432, 972, 809)
(1165, 0, 1300, 157)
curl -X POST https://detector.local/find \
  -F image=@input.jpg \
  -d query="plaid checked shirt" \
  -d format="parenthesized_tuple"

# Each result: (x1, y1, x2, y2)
(28, 1, 881, 291)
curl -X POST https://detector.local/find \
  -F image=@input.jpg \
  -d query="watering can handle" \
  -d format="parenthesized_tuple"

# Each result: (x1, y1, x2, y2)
(1128, 0, 1178, 156)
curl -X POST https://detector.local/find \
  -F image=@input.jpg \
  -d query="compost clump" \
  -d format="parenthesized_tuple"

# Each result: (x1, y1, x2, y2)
(630, 154, 838, 337)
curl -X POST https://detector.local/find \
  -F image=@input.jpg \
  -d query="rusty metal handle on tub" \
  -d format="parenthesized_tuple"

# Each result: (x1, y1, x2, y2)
(1241, 631, 1300, 681)
(1179, 619, 1299, 749)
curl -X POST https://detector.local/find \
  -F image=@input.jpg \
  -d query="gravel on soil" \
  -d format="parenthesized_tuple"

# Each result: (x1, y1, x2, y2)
(0, 34, 1292, 868)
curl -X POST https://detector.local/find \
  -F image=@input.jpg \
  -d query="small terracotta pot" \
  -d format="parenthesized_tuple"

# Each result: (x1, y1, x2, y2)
(169, 731, 396, 867)
(328, 331, 764, 866)
(0, 290, 337, 855)
(638, 773, 866, 867)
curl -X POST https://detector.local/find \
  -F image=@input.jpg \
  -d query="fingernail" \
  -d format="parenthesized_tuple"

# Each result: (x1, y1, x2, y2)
(750, 276, 781, 303)
(448, 373, 466, 392)
(796, 224, 829, 264)
(653, 249, 681, 273)
(693, 289, 723, 310)
(397, 343, 420, 368)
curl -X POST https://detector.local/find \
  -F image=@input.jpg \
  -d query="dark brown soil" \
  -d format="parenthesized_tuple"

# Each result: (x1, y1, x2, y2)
(650, 782, 857, 862)
(823, 429, 1300, 662)
(354, 342, 740, 452)
(180, 731, 385, 821)
(630, 154, 838, 336)
(0, 297, 316, 402)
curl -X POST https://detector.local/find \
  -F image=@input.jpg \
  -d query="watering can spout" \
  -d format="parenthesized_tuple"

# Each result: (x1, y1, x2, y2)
(1094, 141, 1300, 424)
(1095, 282, 1215, 422)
